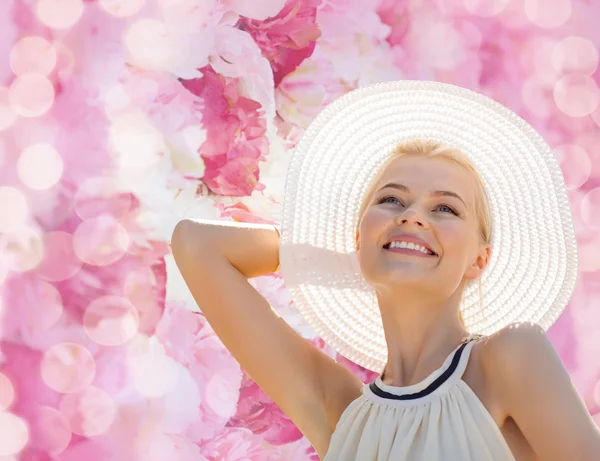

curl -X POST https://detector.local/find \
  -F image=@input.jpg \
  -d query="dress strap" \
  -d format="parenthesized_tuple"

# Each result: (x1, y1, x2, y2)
(367, 334, 485, 402)
(450, 334, 483, 381)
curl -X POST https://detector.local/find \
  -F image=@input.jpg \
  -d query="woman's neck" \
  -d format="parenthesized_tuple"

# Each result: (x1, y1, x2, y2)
(377, 288, 469, 387)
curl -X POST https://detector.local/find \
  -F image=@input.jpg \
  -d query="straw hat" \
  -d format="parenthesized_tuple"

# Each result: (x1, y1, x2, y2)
(279, 80, 579, 372)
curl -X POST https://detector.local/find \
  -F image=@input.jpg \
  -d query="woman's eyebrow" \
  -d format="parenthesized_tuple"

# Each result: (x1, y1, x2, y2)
(377, 182, 467, 208)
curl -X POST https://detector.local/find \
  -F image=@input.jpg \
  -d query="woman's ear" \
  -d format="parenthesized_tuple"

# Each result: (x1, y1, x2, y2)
(465, 243, 491, 280)
(355, 229, 360, 251)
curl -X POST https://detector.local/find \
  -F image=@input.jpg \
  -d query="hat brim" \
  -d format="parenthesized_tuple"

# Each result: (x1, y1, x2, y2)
(279, 80, 579, 372)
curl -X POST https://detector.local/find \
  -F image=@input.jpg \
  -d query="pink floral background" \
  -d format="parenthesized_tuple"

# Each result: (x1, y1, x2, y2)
(1, 0, 600, 459)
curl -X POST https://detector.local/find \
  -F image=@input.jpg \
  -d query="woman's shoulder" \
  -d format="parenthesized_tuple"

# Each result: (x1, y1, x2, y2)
(462, 322, 550, 426)
(475, 322, 557, 406)
(477, 321, 549, 364)
(474, 321, 552, 380)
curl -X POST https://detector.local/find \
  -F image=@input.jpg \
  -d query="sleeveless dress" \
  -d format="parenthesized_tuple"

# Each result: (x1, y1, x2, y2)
(323, 335, 516, 460)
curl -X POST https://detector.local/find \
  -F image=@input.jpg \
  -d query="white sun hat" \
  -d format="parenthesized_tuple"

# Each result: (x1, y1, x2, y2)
(278, 80, 579, 372)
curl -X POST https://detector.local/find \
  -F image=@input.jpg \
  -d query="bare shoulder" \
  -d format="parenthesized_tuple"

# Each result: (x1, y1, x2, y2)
(476, 321, 553, 385)
(476, 323, 600, 460)
(478, 321, 551, 370)
(472, 322, 552, 418)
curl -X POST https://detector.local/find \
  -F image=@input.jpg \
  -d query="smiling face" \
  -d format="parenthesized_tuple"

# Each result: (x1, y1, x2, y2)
(356, 154, 491, 298)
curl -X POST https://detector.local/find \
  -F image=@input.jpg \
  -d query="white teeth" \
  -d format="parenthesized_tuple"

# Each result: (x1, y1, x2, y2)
(388, 241, 433, 255)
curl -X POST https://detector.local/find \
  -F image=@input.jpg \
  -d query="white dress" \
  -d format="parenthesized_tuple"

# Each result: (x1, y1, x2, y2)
(323, 336, 516, 460)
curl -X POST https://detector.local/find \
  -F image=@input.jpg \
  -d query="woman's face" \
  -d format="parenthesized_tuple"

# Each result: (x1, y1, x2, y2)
(356, 155, 490, 296)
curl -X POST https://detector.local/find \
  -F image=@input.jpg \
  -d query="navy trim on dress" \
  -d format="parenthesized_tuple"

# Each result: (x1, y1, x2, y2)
(369, 341, 468, 400)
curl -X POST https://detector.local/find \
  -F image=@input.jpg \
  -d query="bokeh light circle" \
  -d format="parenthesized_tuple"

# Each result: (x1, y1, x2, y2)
(84, 296, 139, 346)
(595, 381, 600, 409)
(529, 37, 561, 84)
(0, 374, 15, 411)
(17, 144, 64, 190)
(205, 371, 238, 418)
(8, 73, 55, 118)
(25, 280, 63, 333)
(554, 144, 591, 190)
(41, 343, 96, 393)
(99, 0, 145, 17)
(109, 112, 164, 168)
(577, 230, 600, 272)
(0, 138, 5, 169)
(124, 266, 162, 330)
(581, 187, 600, 231)
(135, 432, 185, 461)
(0, 187, 29, 233)
(103, 84, 131, 120)
(75, 176, 133, 220)
(59, 386, 116, 437)
(0, 86, 17, 131)
(552, 36, 599, 76)
(574, 131, 600, 179)
(36, 0, 85, 30)
(54, 42, 76, 81)
(462, 0, 510, 17)
(11, 117, 58, 151)
(0, 412, 29, 456)
(10, 36, 57, 76)
(0, 265, 7, 287)
(554, 74, 600, 118)
(127, 335, 179, 398)
(37, 231, 82, 282)
(592, 104, 600, 129)
(72, 215, 130, 266)
(33, 406, 71, 455)
(521, 76, 553, 119)
(414, 22, 466, 71)
(124, 19, 173, 71)
(0, 227, 45, 273)
(524, 0, 571, 29)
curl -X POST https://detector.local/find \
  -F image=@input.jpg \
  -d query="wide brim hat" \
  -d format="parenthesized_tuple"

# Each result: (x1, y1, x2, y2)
(279, 80, 579, 372)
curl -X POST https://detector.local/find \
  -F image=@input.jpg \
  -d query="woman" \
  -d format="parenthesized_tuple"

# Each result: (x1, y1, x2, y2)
(171, 81, 600, 460)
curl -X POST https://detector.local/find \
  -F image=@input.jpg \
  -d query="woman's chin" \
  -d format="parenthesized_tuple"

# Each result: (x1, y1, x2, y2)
(369, 268, 434, 289)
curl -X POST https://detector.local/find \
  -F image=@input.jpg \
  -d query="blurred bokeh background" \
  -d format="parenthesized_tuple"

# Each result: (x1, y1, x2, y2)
(1, 0, 600, 459)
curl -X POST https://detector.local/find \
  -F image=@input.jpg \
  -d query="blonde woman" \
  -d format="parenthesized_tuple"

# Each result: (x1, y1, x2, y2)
(171, 82, 600, 460)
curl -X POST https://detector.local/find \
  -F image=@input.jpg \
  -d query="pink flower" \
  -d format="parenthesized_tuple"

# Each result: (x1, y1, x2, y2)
(227, 370, 303, 445)
(224, 0, 287, 21)
(200, 427, 275, 461)
(135, 433, 208, 461)
(180, 67, 269, 196)
(376, 0, 410, 46)
(0, 0, 19, 83)
(155, 304, 243, 442)
(121, 67, 204, 143)
(237, 0, 322, 86)
(275, 437, 320, 460)
(309, 0, 400, 90)
(219, 202, 275, 224)
(275, 57, 346, 145)
(210, 25, 276, 118)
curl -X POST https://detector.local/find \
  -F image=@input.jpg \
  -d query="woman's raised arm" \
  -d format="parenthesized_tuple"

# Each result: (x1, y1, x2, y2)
(170, 219, 362, 456)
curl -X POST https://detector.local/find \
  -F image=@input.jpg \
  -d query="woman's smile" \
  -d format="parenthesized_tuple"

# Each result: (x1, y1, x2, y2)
(383, 244, 439, 258)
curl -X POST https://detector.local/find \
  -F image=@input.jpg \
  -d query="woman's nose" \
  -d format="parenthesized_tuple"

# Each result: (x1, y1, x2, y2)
(396, 208, 428, 228)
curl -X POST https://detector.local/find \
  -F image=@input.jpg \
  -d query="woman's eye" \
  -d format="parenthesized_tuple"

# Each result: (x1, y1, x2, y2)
(378, 196, 402, 205)
(376, 197, 458, 216)
(437, 204, 457, 215)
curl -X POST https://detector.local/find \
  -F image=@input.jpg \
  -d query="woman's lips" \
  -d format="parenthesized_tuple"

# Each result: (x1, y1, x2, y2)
(384, 247, 438, 258)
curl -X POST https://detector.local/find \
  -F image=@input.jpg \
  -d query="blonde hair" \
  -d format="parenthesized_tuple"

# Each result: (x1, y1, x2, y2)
(357, 138, 492, 328)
